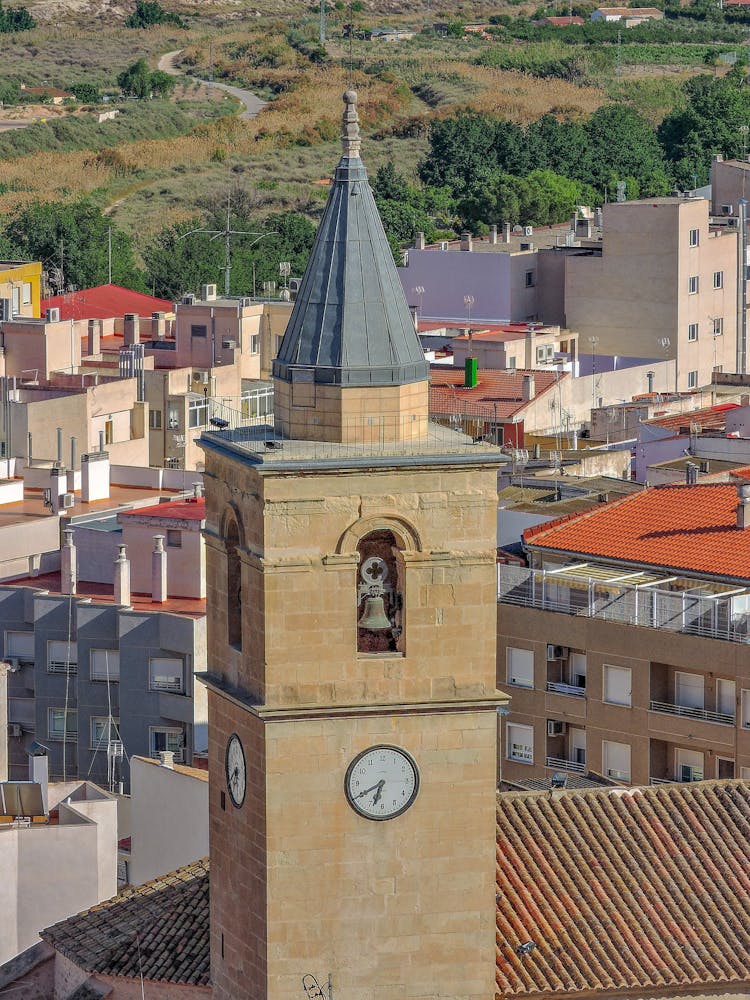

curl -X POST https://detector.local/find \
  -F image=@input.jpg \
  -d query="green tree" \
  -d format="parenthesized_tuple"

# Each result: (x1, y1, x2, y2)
(0, 2, 35, 32)
(2, 200, 145, 291)
(118, 58, 152, 99)
(70, 81, 100, 104)
(149, 70, 176, 98)
(582, 104, 671, 195)
(125, 0, 183, 28)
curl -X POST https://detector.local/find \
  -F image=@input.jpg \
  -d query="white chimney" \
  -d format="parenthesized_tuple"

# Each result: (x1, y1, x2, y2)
(489, 224, 498, 245)
(159, 750, 175, 768)
(123, 313, 139, 346)
(737, 483, 750, 529)
(460, 231, 473, 252)
(152, 534, 167, 603)
(504, 222, 512, 243)
(151, 311, 166, 339)
(61, 528, 76, 596)
(87, 319, 101, 356)
(192, 481, 203, 499)
(521, 374, 536, 401)
(27, 743, 49, 814)
(114, 544, 131, 607)
(414, 232, 425, 250)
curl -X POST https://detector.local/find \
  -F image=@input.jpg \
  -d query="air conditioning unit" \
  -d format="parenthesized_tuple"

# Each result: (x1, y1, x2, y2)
(62, 492, 75, 509)
(721, 204, 733, 216)
(546, 644, 569, 660)
(45, 307, 61, 322)
(440, 241, 449, 250)
(222, 339, 237, 350)
(201, 283, 217, 301)
(193, 370, 209, 384)
(181, 294, 196, 305)
(547, 720, 567, 736)
(239, 297, 253, 307)
(9, 723, 21, 738)
(524, 226, 534, 236)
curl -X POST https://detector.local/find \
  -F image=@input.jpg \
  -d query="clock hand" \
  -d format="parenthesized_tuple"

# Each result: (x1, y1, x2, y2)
(372, 780, 385, 805)
(353, 781, 382, 800)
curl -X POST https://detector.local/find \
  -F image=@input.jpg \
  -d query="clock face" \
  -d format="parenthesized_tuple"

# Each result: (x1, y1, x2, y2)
(345, 745, 419, 821)
(225, 733, 246, 808)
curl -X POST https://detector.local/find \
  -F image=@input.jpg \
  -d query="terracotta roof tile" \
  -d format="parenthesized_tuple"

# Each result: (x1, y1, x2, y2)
(496, 781, 750, 997)
(645, 402, 739, 434)
(430, 367, 559, 420)
(41, 860, 209, 986)
(42, 284, 174, 322)
(117, 497, 206, 521)
(523, 482, 750, 581)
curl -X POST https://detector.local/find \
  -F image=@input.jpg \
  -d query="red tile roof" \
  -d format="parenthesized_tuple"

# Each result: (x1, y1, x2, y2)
(4, 572, 206, 617)
(496, 781, 750, 998)
(524, 482, 750, 581)
(430, 367, 559, 420)
(645, 401, 740, 435)
(42, 284, 174, 322)
(537, 15, 585, 24)
(118, 497, 206, 521)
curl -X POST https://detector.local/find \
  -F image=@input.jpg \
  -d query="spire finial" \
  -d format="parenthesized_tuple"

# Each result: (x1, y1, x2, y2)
(342, 89, 361, 159)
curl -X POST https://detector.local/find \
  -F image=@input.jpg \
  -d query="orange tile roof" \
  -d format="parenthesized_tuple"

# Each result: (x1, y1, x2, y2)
(645, 402, 740, 434)
(118, 497, 205, 521)
(4, 572, 206, 617)
(523, 482, 750, 581)
(430, 367, 559, 420)
(496, 781, 750, 998)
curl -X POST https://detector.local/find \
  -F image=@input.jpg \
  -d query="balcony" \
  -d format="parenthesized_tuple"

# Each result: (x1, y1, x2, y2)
(649, 700, 734, 726)
(498, 564, 750, 646)
(546, 681, 585, 698)
(545, 755, 585, 774)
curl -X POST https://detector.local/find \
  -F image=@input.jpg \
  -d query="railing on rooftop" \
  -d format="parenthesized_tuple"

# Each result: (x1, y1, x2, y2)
(649, 700, 734, 726)
(545, 755, 586, 774)
(498, 564, 750, 646)
(188, 386, 274, 433)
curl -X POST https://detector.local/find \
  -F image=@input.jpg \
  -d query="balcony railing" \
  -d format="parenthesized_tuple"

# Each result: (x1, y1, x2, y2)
(649, 700, 734, 726)
(498, 564, 750, 646)
(546, 681, 586, 698)
(545, 755, 586, 774)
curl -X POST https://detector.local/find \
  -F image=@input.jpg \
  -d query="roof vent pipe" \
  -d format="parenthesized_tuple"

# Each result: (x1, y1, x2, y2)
(114, 544, 131, 607)
(646, 370, 655, 394)
(737, 482, 750, 529)
(159, 751, 175, 769)
(61, 528, 76, 596)
(685, 462, 698, 485)
(152, 535, 167, 604)
(489, 224, 498, 245)
(522, 374, 536, 402)
(460, 232, 473, 252)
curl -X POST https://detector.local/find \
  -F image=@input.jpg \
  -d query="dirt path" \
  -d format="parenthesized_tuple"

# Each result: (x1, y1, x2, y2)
(158, 49, 267, 120)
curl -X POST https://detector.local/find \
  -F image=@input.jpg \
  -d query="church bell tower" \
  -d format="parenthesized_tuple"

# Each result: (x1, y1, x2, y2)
(200, 91, 507, 1000)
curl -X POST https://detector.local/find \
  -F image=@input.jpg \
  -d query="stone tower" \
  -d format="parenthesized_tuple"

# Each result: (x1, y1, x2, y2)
(200, 91, 507, 1000)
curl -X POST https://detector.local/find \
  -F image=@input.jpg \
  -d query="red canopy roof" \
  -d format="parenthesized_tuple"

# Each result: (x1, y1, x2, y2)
(41, 284, 174, 322)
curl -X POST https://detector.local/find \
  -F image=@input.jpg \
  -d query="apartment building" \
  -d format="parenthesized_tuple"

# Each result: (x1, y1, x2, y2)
(497, 480, 750, 787)
(449, 323, 579, 372)
(0, 261, 42, 320)
(541, 197, 740, 392)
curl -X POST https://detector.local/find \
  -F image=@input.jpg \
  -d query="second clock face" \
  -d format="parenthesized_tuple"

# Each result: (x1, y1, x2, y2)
(345, 745, 419, 821)
(225, 733, 246, 808)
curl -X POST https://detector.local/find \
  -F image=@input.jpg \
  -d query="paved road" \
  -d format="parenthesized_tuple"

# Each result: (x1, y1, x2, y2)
(158, 50, 266, 120)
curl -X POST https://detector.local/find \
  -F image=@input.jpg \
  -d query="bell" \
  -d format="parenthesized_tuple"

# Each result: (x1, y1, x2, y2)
(358, 596, 391, 630)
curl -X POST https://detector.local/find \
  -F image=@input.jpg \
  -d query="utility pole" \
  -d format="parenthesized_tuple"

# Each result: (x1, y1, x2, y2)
(209, 38, 214, 94)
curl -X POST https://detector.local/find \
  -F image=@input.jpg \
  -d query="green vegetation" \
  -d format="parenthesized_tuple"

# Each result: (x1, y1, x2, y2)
(0, 2, 34, 32)
(118, 58, 176, 99)
(125, 0, 184, 29)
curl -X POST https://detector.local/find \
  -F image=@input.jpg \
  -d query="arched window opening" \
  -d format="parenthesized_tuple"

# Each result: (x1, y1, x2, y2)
(226, 517, 242, 650)
(356, 530, 403, 654)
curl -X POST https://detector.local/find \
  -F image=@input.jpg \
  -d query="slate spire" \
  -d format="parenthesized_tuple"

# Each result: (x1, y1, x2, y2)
(273, 90, 429, 388)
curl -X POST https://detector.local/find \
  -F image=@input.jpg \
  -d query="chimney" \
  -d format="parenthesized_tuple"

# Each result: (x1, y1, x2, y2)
(151, 311, 166, 339)
(192, 481, 203, 499)
(460, 231, 473, 252)
(521, 374, 536, 401)
(123, 313, 139, 346)
(489, 224, 498, 245)
(57, 427, 63, 465)
(159, 750, 175, 769)
(114, 544, 131, 607)
(594, 207, 603, 229)
(61, 528, 76, 596)
(646, 371, 655, 394)
(152, 534, 167, 603)
(414, 231, 425, 250)
(685, 462, 698, 485)
(504, 222, 511, 243)
(27, 742, 49, 814)
(737, 482, 750, 529)
(87, 319, 101, 356)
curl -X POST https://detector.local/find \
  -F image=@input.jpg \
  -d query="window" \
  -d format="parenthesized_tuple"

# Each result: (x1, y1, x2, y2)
(508, 356, 516, 370)
(149, 656, 184, 693)
(190, 324, 207, 339)
(689, 228, 699, 247)
(570, 652, 587, 688)
(149, 409, 162, 430)
(506, 647, 534, 688)
(167, 529, 182, 548)
(22, 282, 31, 306)
(713, 317, 723, 337)
(603, 664, 631, 707)
(150, 726, 184, 762)
(741, 688, 750, 728)
(11, 285, 19, 316)
(507, 723, 534, 764)
(90, 716, 119, 749)
(674, 671, 704, 710)
(718, 758, 735, 779)
(250, 334, 259, 355)
(688, 275, 699, 294)
(5, 630, 33, 664)
(602, 740, 630, 782)
(717, 678, 735, 719)
(525, 270, 535, 288)
(713, 270, 724, 289)
(688, 370, 698, 389)
(188, 400, 208, 429)
(47, 639, 77, 674)
(104, 419, 113, 446)
(167, 405, 180, 430)
(90, 649, 120, 682)
(688, 323, 698, 342)
(48, 708, 77, 741)
(742, 767, 750, 780)
(676, 748, 703, 782)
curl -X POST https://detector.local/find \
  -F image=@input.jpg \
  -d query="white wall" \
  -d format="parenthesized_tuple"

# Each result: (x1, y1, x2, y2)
(128, 756, 208, 886)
